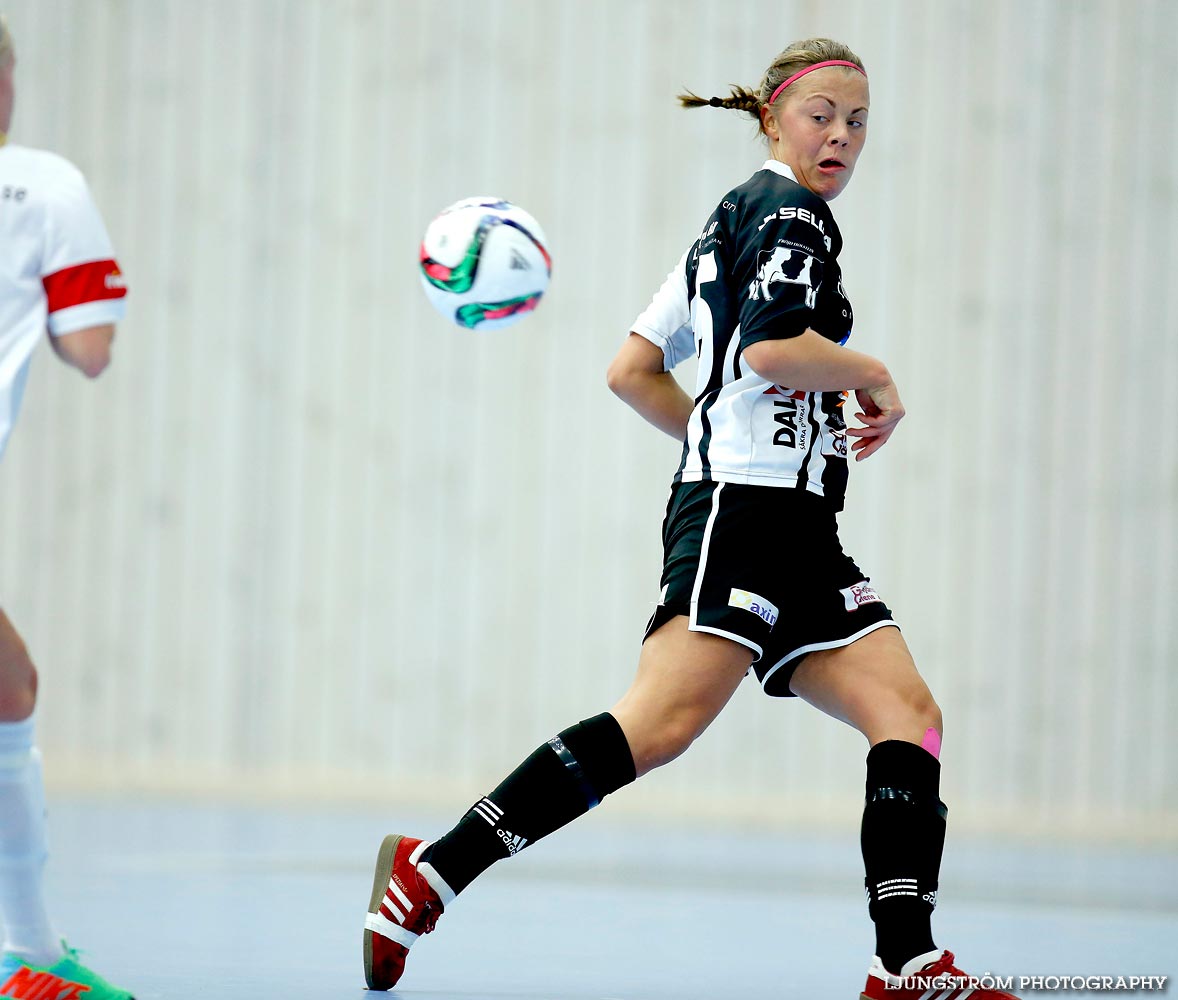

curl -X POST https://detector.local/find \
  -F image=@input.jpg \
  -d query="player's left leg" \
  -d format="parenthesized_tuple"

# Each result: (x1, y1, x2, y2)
(0, 607, 59, 968)
(363, 617, 752, 990)
(0, 608, 135, 999)
(789, 625, 1018, 999)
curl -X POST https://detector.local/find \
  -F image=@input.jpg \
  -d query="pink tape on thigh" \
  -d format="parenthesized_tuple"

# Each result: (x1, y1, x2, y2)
(921, 726, 941, 760)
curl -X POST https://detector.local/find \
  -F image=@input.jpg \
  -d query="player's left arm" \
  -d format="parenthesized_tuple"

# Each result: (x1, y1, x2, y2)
(48, 322, 114, 378)
(607, 332, 693, 440)
(41, 162, 127, 380)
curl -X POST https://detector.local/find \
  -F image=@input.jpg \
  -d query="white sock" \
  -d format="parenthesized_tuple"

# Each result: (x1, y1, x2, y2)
(0, 718, 63, 966)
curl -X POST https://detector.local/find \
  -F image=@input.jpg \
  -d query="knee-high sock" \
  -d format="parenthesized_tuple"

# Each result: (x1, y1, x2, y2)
(860, 739, 946, 974)
(0, 718, 62, 965)
(420, 712, 636, 896)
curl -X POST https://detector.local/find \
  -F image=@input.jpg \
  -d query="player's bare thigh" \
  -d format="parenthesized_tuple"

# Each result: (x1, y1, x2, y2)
(611, 614, 753, 778)
(0, 606, 37, 721)
(788, 624, 941, 747)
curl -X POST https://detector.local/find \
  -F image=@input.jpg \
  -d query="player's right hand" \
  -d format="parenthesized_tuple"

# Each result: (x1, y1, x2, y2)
(846, 382, 905, 461)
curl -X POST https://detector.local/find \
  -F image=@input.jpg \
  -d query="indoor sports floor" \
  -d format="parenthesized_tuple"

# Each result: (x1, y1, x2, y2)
(48, 795, 1175, 999)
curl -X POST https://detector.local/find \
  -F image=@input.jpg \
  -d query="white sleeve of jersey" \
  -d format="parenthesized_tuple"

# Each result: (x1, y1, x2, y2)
(42, 162, 126, 335)
(629, 250, 694, 372)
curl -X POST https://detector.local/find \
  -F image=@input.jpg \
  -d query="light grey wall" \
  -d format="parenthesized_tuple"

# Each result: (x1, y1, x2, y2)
(0, 0, 1174, 842)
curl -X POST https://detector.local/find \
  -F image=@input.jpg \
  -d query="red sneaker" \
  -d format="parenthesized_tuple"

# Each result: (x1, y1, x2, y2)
(861, 949, 1020, 999)
(362, 835, 454, 990)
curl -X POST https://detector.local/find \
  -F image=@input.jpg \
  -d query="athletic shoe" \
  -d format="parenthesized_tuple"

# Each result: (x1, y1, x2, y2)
(363, 834, 455, 990)
(861, 948, 1019, 999)
(0, 946, 134, 999)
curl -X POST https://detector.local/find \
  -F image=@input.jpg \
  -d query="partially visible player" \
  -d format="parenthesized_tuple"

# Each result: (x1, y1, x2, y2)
(0, 15, 133, 999)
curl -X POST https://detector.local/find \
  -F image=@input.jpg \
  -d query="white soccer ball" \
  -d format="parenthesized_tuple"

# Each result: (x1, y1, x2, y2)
(418, 197, 552, 330)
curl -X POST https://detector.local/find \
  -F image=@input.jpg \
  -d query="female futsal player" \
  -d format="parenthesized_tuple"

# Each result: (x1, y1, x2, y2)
(0, 15, 133, 1000)
(363, 38, 1018, 1000)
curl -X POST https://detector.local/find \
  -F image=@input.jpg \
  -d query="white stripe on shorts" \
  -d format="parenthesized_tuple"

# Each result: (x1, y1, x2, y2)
(685, 482, 763, 662)
(758, 619, 898, 692)
(688, 482, 725, 609)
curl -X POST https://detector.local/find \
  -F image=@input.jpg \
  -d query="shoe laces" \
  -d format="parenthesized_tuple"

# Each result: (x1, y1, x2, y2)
(419, 901, 440, 934)
(413, 873, 443, 935)
(922, 951, 961, 977)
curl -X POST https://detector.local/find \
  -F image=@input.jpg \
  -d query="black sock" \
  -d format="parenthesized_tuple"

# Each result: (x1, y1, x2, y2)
(420, 712, 636, 895)
(860, 739, 946, 975)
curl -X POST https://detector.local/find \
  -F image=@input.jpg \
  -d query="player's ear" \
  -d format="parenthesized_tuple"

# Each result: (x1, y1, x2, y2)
(760, 104, 777, 139)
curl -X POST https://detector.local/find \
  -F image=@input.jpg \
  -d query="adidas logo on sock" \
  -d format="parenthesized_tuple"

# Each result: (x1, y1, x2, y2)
(497, 828, 528, 855)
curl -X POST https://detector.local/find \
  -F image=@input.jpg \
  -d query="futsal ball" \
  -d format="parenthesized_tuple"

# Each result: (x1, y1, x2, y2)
(418, 197, 552, 330)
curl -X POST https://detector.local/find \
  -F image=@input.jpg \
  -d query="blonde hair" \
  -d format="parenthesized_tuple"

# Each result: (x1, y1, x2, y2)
(679, 38, 866, 134)
(0, 15, 13, 66)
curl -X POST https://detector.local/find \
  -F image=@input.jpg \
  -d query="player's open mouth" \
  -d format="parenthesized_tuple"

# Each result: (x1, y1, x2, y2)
(818, 158, 845, 171)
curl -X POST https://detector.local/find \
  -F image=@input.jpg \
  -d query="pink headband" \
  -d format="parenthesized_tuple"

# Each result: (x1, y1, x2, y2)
(768, 60, 866, 106)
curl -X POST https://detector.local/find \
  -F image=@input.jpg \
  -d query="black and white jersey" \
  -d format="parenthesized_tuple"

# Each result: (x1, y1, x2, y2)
(631, 160, 854, 509)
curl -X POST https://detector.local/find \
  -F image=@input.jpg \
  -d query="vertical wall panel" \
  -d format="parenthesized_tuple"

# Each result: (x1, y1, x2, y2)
(0, 0, 1173, 842)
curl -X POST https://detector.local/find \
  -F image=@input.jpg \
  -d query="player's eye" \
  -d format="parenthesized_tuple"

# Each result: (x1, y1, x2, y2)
(811, 115, 829, 124)
(849, 119, 865, 129)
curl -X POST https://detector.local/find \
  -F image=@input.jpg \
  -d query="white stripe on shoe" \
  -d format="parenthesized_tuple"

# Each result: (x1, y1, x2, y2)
(387, 880, 414, 915)
(365, 911, 419, 949)
(417, 861, 457, 906)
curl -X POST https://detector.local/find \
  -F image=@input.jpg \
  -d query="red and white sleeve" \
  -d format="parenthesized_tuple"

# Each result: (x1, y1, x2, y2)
(41, 166, 127, 335)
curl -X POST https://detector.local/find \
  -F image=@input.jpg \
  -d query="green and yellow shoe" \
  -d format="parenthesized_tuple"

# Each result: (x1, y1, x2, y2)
(0, 945, 134, 999)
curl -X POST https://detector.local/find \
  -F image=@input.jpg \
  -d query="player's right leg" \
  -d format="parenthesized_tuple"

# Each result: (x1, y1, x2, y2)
(362, 615, 752, 990)
(0, 608, 36, 720)
(0, 607, 55, 967)
(0, 609, 135, 999)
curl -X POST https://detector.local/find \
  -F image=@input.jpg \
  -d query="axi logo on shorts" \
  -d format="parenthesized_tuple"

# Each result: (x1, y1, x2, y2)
(729, 589, 778, 626)
(841, 581, 881, 612)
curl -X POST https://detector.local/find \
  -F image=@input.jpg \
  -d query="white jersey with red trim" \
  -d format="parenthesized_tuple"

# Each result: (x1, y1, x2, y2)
(0, 143, 127, 460)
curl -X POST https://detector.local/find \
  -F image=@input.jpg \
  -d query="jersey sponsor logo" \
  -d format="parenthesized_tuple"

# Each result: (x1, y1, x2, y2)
(728, 588, 778, 627)
(693, 218, 721, 258)
(841, 581, 881, 611)
(755, 204, 829, 245)
(748, 246, 820, 308)
(772, 396, 809, 450)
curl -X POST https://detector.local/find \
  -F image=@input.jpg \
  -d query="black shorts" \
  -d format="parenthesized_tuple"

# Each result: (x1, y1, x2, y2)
(643, 480, 897, 697)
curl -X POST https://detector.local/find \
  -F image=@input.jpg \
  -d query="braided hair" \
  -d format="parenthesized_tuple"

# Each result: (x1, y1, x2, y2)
(678, 38, 865, 135)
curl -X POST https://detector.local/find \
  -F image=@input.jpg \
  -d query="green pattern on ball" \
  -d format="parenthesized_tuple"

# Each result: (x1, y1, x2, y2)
(456, 293, 541, 329)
